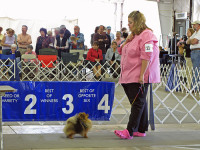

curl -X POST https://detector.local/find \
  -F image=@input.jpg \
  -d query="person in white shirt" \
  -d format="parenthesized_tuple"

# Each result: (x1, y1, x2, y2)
(186, 20, 200, 89)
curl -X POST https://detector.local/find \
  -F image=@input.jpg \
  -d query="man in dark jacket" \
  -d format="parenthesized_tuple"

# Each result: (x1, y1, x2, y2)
(60, 25, 71, 40)
(60, 25, 71, 53)
(93, 25, 109, 55)
(54, 30, 69, 59)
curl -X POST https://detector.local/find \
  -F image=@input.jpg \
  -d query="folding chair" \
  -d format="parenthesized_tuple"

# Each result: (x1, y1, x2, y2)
(60, 52, 80, 80)
(37, 55, 58, 80)
(21, 54, 38, 80)
(70, 49, 84, 61)
(39, 48, 58, 56)
(0, 54, 18, 81)
(78, 52, 94, 81)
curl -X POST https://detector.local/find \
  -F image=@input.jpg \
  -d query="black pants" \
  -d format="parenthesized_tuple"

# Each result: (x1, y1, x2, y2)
(122, 83, 149, 136)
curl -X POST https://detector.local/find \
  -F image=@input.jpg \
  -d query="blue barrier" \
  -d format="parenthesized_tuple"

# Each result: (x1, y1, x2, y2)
(0, 81, 115, 121)
(165, 64, 180, 91)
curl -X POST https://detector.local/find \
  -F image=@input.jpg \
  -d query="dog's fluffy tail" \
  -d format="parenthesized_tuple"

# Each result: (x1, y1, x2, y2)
(63, 116, 78, 136)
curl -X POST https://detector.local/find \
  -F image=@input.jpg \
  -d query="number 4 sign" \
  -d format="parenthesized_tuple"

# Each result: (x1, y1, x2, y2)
(98, 94, 110, 113)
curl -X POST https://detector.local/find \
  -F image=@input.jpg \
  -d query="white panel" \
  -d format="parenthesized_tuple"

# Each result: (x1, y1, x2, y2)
(174, 0, 190, 13)
(194, 0, 200, 21)
(158, 2, 173, 48)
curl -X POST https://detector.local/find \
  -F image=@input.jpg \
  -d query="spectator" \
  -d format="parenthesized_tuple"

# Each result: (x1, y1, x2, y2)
(186, 21, 200, 90)
(106, 35, 111, 52)
(17, 25, 32, 55)
(121, 27, 127, 37)
(60, 25, 71, 40)
(84, 45, 88, 51)
(35, 28, 51, 55)
(54, 27, 60, 38)
(177, 35, 187, 56)
(106, 26, 114, 42)
(6, 44, 21, 58)
(93, 25, 109, 55)
(1, 28, 16, 55)
(105, 41, 121, 78)
(184, 28, 195, 67)
(159, 46, 164, 52)
(91, 26, 99, 46)
(177, 35, 187, 47)
(168, 32, 179, 54)
(115, 31, 123, 52)
(181, 28, 194, 89)
(121, 32, 128, 44)
(5, 28, 17, 44)
(24, 45, 37, 63)
(47, 31, 55, 48)
(24, 45, 37, 76)
(7, 44, 21, 81)
(86, 41, 103, 80)
(69, 25, 85, 50)
(0, 27, 3, 51)
(5, 28, 11, 35)
(105, 26, 111, 52)
(7, 43, 21, 65)
(54, 29, 69, 59)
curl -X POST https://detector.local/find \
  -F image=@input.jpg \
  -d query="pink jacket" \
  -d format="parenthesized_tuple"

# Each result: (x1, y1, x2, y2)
(118, 29, 160, 84)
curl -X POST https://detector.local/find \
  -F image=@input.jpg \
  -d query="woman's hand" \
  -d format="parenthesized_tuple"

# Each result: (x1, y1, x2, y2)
(139, 75, 144, 85)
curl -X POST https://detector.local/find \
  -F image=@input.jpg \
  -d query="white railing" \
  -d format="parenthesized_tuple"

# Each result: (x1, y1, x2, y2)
(0, 59, 200, 125)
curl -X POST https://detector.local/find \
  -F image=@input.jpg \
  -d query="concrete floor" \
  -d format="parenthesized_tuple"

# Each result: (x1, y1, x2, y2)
(2, 124, 200, 150)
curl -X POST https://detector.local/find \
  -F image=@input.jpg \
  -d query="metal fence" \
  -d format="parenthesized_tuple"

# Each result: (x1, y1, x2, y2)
(0, 58, 200, 125)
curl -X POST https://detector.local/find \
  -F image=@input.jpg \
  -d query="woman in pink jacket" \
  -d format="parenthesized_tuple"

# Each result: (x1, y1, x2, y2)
(114, 11, 160, 139)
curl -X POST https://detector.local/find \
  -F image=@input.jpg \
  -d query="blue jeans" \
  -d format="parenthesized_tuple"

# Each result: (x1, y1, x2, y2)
(191, 50, 200, 90)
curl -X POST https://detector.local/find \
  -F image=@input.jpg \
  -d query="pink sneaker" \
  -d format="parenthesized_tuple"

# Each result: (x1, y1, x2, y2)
(114, 130, 122, 138)
(133, 132, 146, 137)
(114, 129, 133, 139)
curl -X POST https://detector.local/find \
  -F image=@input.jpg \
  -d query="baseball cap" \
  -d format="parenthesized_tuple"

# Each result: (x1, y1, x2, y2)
(191, 21, 200, 25)
(60, 25, 66, 29)
(107, 26, 111, 30)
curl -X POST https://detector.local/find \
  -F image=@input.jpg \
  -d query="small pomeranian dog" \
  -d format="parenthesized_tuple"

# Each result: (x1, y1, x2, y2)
(63, 112, 92, 139)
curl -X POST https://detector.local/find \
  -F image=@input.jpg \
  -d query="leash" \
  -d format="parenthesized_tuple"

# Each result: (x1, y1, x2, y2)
(131, 84, 144, 105)
(80, 119, 88, 129)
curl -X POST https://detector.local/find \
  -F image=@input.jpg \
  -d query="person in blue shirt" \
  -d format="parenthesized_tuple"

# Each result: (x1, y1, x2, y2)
(106, 26, 115, 42)
(69, 25, 85, 50)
